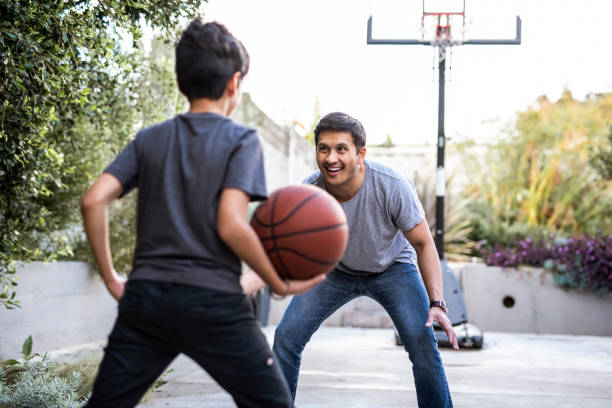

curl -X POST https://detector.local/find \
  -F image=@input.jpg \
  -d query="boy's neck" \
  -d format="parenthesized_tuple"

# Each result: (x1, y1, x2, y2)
(188, 97, 233, 117)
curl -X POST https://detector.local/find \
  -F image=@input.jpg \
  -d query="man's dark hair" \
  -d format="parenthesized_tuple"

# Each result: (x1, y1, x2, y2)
(314, 112, 367, 151)
(176, 20, 250, 101)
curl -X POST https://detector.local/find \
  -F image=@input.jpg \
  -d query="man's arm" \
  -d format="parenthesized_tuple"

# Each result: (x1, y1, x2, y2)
(241, 268, 266, 294)
(403, 219, 459, 350)
(81, 173, 126, 301)
(218, 188, 325, 296)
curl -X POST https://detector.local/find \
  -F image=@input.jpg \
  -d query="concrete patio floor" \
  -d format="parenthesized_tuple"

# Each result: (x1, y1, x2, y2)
(131, 326, 612, 408)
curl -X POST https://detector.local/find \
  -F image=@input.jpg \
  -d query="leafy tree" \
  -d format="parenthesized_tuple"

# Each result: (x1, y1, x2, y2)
(67, 36, 188, 272)
(0, 0, 204, 308)
(462, 90, 612, 248)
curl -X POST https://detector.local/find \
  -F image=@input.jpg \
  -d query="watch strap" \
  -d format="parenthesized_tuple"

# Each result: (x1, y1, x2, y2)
(429, 300, 447, 313)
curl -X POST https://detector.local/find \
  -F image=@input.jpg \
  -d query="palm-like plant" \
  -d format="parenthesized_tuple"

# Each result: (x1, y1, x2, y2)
(411, 172, 476, 261)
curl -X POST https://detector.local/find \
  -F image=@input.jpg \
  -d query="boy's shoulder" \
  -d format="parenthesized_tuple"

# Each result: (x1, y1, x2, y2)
(137, 113, 256, 142)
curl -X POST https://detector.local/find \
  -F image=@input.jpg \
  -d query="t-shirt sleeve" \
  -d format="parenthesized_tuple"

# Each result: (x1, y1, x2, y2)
(389, 177, 425, 231)
(104, 135, 139, 197)
(301, 171, 322, 186)
(223, 130, 267, 201)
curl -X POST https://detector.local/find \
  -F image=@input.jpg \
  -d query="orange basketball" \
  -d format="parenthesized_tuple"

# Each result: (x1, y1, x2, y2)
(250, 184, 349, 280)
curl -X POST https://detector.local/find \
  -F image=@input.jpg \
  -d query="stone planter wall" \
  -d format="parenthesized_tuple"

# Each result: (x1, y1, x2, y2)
(458, 263, 612, 336)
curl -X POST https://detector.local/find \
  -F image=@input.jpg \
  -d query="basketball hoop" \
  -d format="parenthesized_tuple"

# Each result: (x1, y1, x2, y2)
(366, 0, 521, 351)
(420, 1, 467, 61)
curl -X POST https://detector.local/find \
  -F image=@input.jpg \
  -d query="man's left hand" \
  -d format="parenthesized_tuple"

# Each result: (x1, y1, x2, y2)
(425, 307, 459, 350)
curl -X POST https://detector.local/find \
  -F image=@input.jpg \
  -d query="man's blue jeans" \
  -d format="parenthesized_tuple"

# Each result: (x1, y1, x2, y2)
(273, 262, 453, 408)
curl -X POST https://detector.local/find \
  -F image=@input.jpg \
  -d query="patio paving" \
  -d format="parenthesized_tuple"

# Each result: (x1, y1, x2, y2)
(129, 326, 612, 408)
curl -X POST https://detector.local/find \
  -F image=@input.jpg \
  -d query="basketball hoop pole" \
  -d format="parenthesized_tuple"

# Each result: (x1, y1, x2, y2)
(435, 54, 446, 259)
(366, 14, 521, 260)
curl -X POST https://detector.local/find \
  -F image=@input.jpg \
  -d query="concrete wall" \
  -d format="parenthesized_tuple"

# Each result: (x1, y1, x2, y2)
(3, 261, 611, 358)
(365, 144, 485, 194)
(269, 263, 612, 336)
(0, 262, 117, 359)
(458, 263, 612, 336)
(231, 93, 316, 190)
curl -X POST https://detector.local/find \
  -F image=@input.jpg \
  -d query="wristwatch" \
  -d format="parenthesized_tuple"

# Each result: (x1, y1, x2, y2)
(430, 300, 448, 314)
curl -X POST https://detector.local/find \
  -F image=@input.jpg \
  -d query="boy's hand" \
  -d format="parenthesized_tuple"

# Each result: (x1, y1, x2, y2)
(284, 274, 326, 296)
(241, 268, 326, 297)
(105, 273, 127, 301)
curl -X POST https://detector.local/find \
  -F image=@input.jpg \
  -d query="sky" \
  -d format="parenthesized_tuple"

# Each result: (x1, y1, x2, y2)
(201, 0, 612, 146)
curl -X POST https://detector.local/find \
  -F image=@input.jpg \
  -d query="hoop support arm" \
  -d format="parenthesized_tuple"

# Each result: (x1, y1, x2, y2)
(366, 15, 521, 46)
(366, 16, 429, 45)
(463, 16, 522, 45)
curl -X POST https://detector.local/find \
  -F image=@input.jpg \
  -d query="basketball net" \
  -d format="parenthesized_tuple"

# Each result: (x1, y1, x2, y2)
(420, 13, 467, 63)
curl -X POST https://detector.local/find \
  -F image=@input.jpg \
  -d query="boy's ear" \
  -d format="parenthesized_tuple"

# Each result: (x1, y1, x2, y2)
(226, 72, 242, 97)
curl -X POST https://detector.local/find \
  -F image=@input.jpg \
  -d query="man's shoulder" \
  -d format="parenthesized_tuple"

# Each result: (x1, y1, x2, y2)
(366, 160, 407, 184)
(302, 170, 323, 187)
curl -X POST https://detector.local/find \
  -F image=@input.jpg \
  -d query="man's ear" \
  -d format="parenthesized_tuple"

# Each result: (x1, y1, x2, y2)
(358, 146, 367, 164)
(226, 72, 242, 97)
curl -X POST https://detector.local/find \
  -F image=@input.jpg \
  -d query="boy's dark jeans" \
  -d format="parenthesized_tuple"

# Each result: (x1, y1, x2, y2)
(85, 280, 292, 408)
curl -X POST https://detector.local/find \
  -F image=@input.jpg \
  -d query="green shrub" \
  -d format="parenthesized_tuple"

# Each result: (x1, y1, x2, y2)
(461, 91, 612, 250)
(1, 1, 199, 307)
(0, 358, 86, 408)
(412, 171, 475, 259)
(0, 336, 87, 407)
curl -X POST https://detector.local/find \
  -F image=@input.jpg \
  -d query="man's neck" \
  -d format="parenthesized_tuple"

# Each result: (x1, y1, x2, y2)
(325, 163, 367, 204)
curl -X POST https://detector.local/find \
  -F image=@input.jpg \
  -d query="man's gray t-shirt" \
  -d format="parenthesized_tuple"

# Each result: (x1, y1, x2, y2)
(104, 112, 267, 293)
(303, 160, 424, 274)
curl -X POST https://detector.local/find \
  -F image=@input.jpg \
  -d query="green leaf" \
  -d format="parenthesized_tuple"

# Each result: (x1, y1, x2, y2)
(22, 335, 32, 358)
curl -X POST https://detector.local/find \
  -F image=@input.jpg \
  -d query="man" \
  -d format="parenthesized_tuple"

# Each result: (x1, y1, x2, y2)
(81, 20, 323, 407)
(243, 111, 458, 407)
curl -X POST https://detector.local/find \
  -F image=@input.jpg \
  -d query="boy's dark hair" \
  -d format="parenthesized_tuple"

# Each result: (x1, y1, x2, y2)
(176, 20, 250, 101)
(314, 112, 367, 151)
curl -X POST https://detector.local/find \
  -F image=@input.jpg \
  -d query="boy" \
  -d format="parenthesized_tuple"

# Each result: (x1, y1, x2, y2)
(81, 19, 324, 407)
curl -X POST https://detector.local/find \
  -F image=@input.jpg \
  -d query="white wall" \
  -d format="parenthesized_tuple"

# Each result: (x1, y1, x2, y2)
(0, 262, 117, 359)
(232, 93, 316, 190)
(458, 263, 612, 336)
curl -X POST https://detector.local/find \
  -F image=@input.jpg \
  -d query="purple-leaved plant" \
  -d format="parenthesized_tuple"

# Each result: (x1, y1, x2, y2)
(479, 235, 612, 294)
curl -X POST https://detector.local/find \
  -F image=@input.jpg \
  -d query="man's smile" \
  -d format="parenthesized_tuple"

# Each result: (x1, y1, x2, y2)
(324, 165, 343, 177)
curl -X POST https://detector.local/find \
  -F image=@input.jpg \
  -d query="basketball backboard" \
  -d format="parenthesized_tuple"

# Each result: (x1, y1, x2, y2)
(368, 0, 521, 47)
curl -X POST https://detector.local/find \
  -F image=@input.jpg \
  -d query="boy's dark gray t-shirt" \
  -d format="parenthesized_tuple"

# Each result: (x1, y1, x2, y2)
(303, 160, 424, 274)
(104, 112, 267, 293)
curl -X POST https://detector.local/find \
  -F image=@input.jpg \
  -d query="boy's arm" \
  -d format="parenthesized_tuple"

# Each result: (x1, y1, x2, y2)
(218, 188, 325, 296)
(403, 219, 459, 350)
(81, 173, 126, 301)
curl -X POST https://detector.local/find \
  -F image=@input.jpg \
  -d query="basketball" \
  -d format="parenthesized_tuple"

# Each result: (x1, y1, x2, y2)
(250, 184, 349, 280)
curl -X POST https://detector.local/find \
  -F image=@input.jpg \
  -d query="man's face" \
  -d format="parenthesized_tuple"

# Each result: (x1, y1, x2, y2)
(316, 131, 365, 189)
